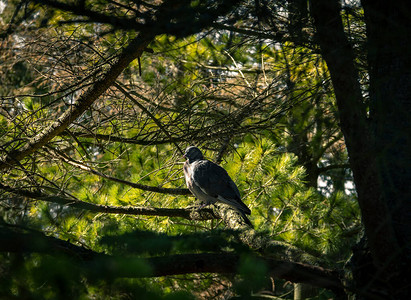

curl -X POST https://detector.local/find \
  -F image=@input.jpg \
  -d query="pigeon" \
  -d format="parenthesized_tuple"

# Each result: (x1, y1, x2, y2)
(183, 146, 252, 226)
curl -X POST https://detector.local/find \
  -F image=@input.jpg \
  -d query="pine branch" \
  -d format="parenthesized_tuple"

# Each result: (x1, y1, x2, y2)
(46, 146, 190, 195)
(0, 182, 216, 221)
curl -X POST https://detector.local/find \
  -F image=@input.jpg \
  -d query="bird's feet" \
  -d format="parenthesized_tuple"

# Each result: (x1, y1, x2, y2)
(196, 202, 208, 210)
(187, 202, 211, 211)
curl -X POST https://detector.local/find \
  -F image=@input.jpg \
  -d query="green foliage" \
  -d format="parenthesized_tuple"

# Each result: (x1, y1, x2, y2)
(0, 253, 187, 300)
(99, 229, 249, 256)
(0, 0, 364, 298)
(235, 255, 269, 296)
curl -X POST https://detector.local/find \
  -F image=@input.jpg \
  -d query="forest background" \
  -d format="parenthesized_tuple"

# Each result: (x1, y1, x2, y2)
(0, 0, 410, 299)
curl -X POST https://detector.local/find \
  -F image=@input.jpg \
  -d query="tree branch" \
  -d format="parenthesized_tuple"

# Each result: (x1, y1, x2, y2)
(114, 82, 184, 155)
(1, 0, 242, 171)
(317, 163, 350, 174)
(212, 23, 284, 41)
(0, 177, 296, 261)
(0, 182, 216, 221)
(0, 224, 345, 294)
(46, 146, 190, 195)
(58, 128, 243, 146)
(147, 253, 344, 296)
(0, 34, 152, 171)
(33, 0, 145, 30)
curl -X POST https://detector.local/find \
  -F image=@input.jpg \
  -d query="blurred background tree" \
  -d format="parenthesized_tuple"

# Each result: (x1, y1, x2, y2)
(1, 0, 409, 299)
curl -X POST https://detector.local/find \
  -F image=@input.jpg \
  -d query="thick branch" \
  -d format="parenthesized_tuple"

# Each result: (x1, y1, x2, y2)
(35, 0, 242, 38)
(147, 253, 344, 295)
(1, 179, 295, 260)
(33, 0, 145, 30)
(0, 225, 345, 294)
(0, 223, 99, 260)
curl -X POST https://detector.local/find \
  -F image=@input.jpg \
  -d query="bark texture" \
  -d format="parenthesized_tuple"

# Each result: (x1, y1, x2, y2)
(311, 0, 411, 298)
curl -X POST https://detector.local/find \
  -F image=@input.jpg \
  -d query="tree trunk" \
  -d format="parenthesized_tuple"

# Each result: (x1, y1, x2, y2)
(361, 1, 411, 297)
(361, 0, 411, 257)
(310, 0, 410, 298)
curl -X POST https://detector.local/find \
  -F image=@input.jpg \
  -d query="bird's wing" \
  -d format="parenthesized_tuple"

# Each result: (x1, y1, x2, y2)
(191, 160, 250, 215)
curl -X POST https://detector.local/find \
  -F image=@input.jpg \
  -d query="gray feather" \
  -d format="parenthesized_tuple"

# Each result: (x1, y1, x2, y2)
(183, 146, 252, 226)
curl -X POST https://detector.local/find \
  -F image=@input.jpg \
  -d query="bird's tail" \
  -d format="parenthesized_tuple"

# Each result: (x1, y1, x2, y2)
(241, 212, 253, 227)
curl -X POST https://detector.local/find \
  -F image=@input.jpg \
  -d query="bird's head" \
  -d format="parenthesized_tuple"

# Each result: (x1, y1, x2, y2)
(183, 146, 203, 163)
